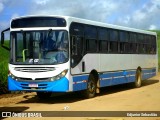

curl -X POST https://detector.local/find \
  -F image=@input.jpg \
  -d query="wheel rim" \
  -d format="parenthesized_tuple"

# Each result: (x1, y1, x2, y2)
(88, 80, 95, 93)
(136, 71, 141, 86)
(137, 73, 140, 84)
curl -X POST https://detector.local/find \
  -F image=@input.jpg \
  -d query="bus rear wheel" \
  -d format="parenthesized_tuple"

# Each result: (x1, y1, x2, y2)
(36, 92, 52, 99)
(134, 69, 142, 88)
(83, 74, 97, 98)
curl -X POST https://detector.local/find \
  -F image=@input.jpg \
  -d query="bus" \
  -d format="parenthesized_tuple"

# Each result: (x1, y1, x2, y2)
(1, 15, 158, 99)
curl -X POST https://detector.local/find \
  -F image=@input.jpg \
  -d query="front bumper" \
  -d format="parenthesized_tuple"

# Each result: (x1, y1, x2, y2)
(8, 76, 69, 92)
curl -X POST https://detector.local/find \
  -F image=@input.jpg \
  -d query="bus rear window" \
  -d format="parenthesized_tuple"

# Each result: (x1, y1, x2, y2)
(11, 17, 66, 28)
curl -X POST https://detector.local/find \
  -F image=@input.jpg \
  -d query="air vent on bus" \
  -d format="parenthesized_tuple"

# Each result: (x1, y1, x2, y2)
(17, 77, 50, 81)
(21, 83, 47, 90)
(14, 67, 55, 72)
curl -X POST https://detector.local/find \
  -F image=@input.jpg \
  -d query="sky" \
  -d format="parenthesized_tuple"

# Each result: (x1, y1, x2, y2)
(0, 0, 160, 33)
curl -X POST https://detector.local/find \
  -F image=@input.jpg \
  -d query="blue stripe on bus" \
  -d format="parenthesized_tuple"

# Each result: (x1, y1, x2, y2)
(73, 82, 87, 91)
(73, 75, 88, 91)
(8, 76, 69, 92)
(72, 68, 156, 91)
(100, 70, 136, 87)
(142, 68, 156, 80)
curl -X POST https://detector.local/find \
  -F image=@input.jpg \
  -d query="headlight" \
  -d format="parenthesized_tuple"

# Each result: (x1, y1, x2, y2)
(8, 72, 18, 81)
(50, 69, 68, 81)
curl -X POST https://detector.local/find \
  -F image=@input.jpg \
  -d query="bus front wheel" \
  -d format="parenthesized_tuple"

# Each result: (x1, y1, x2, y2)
(83, 74, 97, 98)
(134, 69, 142, 88)
(36, 92, 52, 99)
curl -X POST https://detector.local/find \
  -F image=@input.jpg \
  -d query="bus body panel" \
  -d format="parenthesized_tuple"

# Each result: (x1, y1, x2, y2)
(71, 54, 157, 74)
(71, 53, 157, 91)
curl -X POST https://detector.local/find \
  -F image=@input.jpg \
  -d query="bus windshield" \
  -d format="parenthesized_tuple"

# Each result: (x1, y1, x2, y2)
(11, 30, 69, 65)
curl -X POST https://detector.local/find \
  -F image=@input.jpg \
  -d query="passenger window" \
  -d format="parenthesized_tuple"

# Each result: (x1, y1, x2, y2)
(98, 28, 109, 52)
(109, 29, 118, 53)
(119, 31, 129, 53)
(151, 36, 156, 54)
(85, 26, 97, 52)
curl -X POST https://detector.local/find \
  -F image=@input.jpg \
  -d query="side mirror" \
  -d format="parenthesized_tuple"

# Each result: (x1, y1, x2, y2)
(1, 27, 10, 51)
(1, 32, 4, 45)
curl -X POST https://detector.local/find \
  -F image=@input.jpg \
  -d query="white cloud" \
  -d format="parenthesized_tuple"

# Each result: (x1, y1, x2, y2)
(116, 0, 160, 30)
(133, 11, 146, 22)
(149, 25, 157, 30)
(0, 2, 4, 12)
(34, 0, 50, 5)
(28, 0, 120, 22)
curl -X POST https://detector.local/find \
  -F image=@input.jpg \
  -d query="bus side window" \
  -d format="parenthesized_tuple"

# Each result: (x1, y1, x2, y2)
(85, 25, 97, 52)
(71, 36, 83, 67)
(119, 31, 129, 53)
(71, 36, 77, 55)
(71, 36, 83, 56)
(129, 33, 137, 53)
(109, 29, 118, 53)
(151, 36, 156, 54)
(98, 28, 109, 53)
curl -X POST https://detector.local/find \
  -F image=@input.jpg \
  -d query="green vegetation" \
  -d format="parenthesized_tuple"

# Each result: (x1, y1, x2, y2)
(0, 31, 160, 94)
(0, 41, 9, 94)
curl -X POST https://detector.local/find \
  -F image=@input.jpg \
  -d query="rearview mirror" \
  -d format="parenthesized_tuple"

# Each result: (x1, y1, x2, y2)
(1, 32, 4, 45)
(1, 27, 10, 51)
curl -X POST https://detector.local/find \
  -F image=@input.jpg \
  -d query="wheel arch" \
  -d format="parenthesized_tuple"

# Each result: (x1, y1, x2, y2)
(90, 69, 99, 81)
(137, 66, 142, 72)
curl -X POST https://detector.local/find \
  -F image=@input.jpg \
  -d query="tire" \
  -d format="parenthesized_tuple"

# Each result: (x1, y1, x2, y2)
(83, 74, 97, 98)
(134, 69, 142, 88)
(36, 92, 52, 99)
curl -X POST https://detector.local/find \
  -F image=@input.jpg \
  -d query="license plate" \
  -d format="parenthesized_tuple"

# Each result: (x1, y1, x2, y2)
(29, 84, 38, 87)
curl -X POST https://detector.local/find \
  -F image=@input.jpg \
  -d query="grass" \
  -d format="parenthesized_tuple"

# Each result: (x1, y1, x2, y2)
(0, 41, 9, 94)
(0, 31, 160, 94)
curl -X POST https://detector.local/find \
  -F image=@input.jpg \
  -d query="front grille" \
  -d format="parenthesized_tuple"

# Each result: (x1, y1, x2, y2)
(21, 83, 47, 90)
(21, 87, 47, 90)
(19, 78, 32, 81)
(35, 78, 50, 81)
(17, 77, 50, 82)
(14, 67, 55, 72)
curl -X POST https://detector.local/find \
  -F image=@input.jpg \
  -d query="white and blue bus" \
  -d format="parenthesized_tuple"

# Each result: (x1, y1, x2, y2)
(1, 15, 158, 98)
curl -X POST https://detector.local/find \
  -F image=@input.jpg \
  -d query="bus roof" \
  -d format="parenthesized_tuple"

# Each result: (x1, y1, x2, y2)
(11, 15, 156, 36)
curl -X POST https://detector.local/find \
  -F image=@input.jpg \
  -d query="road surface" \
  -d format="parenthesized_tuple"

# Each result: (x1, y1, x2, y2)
(0, 73, 160, 120)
